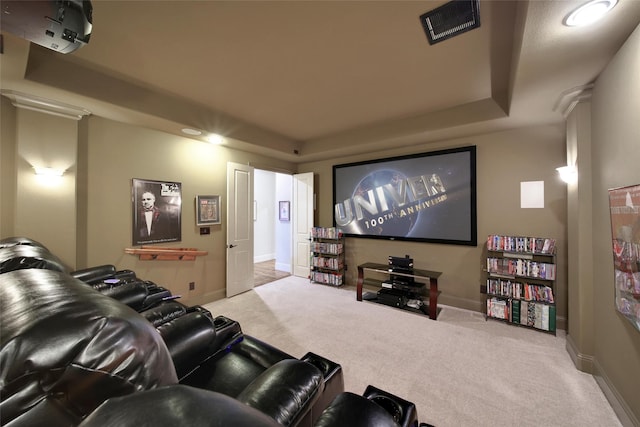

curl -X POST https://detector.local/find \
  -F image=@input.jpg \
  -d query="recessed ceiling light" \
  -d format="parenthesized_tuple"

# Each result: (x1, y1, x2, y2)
(181, 128, 202, 136)
(207, 133, 224, 145)
(564, 0, 617, 27)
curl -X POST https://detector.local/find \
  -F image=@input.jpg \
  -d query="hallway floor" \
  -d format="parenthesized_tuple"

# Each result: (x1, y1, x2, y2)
(254, 259, 290, 287)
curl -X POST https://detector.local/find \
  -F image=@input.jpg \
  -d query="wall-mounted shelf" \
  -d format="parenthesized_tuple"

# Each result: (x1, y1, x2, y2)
(125, 246, 208, 261)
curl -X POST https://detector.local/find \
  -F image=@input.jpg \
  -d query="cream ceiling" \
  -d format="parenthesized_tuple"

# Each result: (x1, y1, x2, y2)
(2, 0, 639, 162)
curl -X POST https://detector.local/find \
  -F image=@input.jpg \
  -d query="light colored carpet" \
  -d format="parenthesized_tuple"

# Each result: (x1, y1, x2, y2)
(203, 276, 620, 427)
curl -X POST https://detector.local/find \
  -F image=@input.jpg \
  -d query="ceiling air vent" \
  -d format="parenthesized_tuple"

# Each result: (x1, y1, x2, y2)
(420, 0, 480, 45)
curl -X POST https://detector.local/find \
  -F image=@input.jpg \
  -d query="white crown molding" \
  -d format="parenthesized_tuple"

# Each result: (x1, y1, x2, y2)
(553, 84, 594, 119)
(1, 90, 91, 121)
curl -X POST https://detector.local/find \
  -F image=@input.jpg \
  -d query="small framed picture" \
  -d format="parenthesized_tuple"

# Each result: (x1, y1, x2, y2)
(196, 195, 221, 226)
(279, 201, 290, 221)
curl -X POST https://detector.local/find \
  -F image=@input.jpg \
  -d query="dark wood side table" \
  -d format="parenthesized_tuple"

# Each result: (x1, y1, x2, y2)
(356, 262, 442, 320)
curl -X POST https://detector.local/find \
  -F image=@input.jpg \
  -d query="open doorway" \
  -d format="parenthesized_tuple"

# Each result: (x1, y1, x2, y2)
(253, 170, 292, 286)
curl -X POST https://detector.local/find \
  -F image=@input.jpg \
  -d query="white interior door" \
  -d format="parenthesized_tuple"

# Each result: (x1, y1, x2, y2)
(292, 172, 314, 277)
(226, 162, 254, 297)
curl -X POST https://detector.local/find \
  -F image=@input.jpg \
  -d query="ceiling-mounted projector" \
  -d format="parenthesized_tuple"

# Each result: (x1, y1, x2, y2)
(1, 0, 92, 54)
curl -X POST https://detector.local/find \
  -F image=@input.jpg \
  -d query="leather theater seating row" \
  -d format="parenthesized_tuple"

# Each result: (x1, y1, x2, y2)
(0, 237, 431, 427)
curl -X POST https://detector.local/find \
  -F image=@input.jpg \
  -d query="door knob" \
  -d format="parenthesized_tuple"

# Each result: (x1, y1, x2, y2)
(228, 244, 237, 248)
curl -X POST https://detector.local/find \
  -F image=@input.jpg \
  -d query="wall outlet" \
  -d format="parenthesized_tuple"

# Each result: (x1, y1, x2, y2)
(189, 282, 195, 291)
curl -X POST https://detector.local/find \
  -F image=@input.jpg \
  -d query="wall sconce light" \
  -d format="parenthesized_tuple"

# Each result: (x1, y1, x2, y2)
(34, 167, 65, 177)
(207, 133, 224, 145)
(556, 165, 578, 184)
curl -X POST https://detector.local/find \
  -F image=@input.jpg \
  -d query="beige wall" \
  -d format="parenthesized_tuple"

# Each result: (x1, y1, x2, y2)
(1, 97, 17, 238)
(1, 103, 77, 266)
(80, 116, 296, 305)
(299, 124, 568, 317)
(589, 24, 640, 425)
(1, 111, 296, 306)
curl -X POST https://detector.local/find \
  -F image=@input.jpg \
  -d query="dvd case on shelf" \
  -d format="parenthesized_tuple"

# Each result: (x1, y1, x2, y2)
(483, 234, 557, 334)
(310, 227, 345, 287)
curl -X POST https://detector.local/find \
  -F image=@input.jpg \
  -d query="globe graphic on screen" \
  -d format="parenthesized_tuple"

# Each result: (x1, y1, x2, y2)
(349, 169, 418, 237)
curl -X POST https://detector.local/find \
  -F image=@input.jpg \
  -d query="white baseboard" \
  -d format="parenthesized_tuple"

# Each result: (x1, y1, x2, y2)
(275, 262, 291, 272)
(254, 254, 275, 263)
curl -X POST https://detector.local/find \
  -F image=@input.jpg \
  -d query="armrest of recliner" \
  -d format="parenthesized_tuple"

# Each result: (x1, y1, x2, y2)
(314, 392, 401, 427)
(231, 334, 295, 368)
(78, 385, 282, 427)
(71, 265, 137, 285)
(141, 301, 188, 327)
(237, 358, 324, 427)
(139, 282, 175, 310)
(94, 280, 149, 311)
(70, 265, 117, 284)
(94, 278, 175, 312)
(156, 311, 217, 380)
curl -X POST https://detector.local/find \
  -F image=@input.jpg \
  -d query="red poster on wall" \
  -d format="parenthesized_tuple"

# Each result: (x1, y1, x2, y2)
(608, 184, 640, 331)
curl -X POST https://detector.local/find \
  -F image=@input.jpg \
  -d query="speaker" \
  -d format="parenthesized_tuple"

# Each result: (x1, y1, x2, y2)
(1, 0, 92, 54)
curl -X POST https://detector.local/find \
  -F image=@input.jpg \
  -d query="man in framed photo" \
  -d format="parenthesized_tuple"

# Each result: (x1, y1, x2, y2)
(139, 191, 170, 240)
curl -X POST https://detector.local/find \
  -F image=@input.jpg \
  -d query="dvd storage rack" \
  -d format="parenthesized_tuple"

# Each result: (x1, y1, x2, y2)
(482, 234, 557, 334)
(310, 227, 345, 287)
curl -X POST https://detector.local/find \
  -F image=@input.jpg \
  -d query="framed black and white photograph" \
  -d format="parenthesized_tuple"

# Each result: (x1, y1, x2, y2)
(279, 201, 290, 221)
(196, 195, 221, 226)
(132, 178, 182, 245)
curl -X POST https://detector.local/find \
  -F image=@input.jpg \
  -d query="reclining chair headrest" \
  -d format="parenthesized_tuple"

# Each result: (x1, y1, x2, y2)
(0, 269, 178, 426)
(0, 244, 67, 274)
(0, 236, 47, 249)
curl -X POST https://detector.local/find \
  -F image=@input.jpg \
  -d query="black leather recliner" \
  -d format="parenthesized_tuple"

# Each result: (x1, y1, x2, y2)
(0, 268, 179, 426)
(79, 385, 410, 427)
(0, 237, 424, 426)
(74, 268, 347, 426)
(0, 269, 331, 427)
